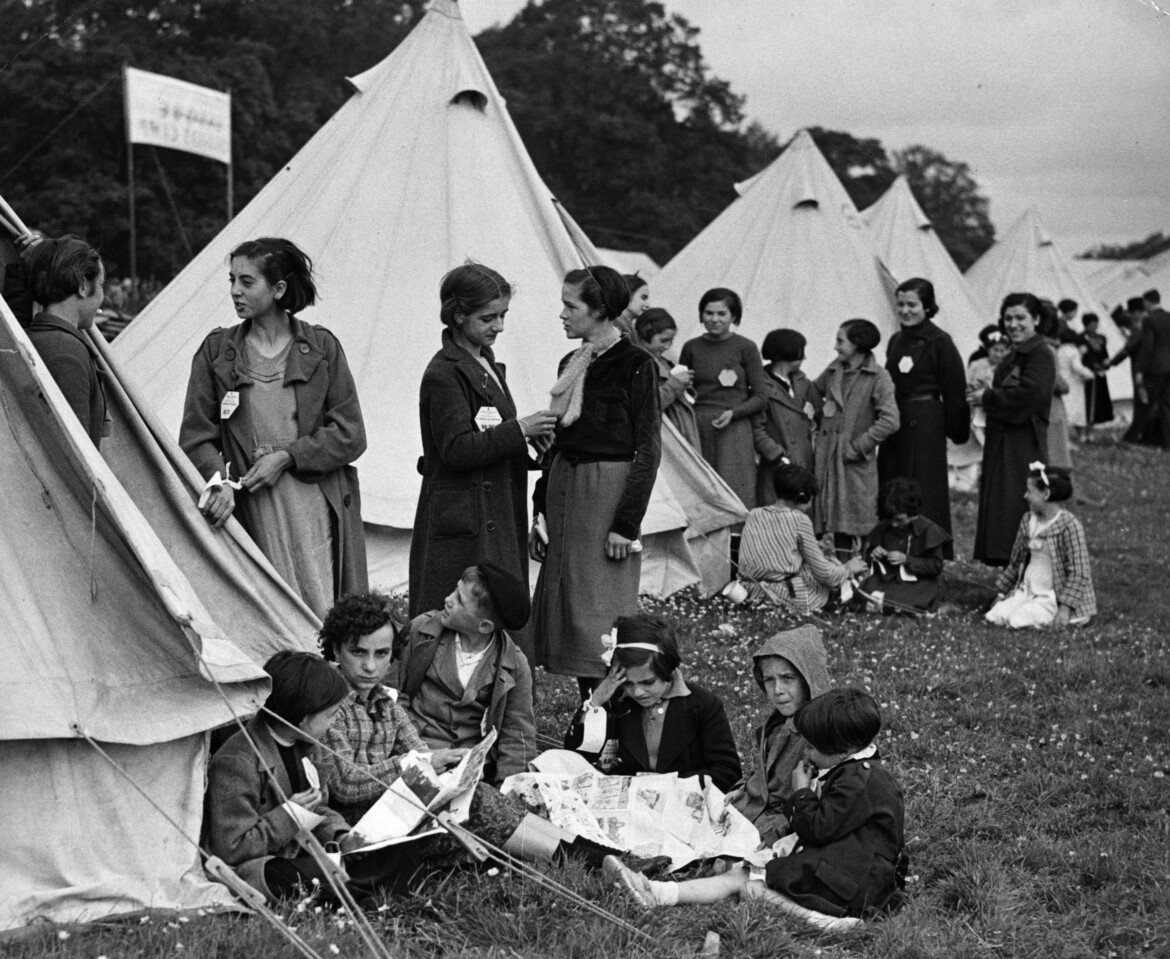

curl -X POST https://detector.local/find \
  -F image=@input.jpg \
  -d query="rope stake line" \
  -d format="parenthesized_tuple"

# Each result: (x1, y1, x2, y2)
(70, 726, 331, 959)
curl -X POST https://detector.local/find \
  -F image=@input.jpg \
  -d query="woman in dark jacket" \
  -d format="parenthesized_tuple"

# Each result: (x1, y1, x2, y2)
(409, 264, 556, 626)
(181, 238, 367, 616)
(878, 278, 969, 557)
(530, 267, 661, 695)
(22, 235, 109, 446)
(970, 292, 1056, 566)
(565, 613, 741, 792)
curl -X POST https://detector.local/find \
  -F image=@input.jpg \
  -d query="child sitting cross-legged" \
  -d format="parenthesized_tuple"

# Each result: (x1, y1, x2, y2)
(855, 477, 951, 616)
(604, 688, 906, 928)
(736, 462, 867, 614)
(985, 462, 1096, 628)
(565, 613, 742, 792)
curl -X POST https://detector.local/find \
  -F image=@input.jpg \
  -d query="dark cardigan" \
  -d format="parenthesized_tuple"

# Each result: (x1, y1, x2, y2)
(27, 312, 108, 447)
(533, 338, 661, 540)
(563, 682, 742, 792)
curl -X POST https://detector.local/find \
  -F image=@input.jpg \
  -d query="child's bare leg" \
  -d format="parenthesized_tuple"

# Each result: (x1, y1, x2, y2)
(672, 863, 752, 905)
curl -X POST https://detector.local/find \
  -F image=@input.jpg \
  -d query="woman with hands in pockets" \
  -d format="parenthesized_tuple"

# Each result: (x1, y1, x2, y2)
(410, 264, 556, 637)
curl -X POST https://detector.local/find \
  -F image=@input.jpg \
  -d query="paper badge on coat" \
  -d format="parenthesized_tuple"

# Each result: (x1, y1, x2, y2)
(803, 401, 816, 419)
(717, 368, 738, 388)
(475, 406, 503, 431)
(220, 391, 240, 420)
(898, 356, 914, 374)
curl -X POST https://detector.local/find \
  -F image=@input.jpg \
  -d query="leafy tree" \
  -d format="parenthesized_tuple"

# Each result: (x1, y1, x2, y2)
(804, 127, 896, 213)
(893, 145, 994, 272)
(477, 0, 778, 265)
(1079, 232, 1170, 261)
(0, 0, 428, 281)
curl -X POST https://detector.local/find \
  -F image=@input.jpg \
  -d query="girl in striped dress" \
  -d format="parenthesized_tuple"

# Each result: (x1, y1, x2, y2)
(737, 462, 867, 614)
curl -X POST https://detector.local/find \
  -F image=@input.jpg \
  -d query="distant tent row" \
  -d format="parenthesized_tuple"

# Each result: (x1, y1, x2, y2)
(1076, 249, 1170, 316)
(112, 0, 746, 599)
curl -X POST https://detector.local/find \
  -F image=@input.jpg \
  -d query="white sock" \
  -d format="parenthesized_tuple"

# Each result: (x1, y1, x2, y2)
(647, 880, 679, 906)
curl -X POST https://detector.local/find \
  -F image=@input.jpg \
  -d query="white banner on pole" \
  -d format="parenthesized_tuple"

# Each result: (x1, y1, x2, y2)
(124, 66, 231, 165)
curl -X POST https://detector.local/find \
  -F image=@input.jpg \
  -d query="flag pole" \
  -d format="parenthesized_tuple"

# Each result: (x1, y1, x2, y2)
(123, 64, 137, 292)
(226, 87, 234, 222)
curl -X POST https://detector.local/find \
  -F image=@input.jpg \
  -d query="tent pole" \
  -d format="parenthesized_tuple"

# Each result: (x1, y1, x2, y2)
(123, 64, 137, 291)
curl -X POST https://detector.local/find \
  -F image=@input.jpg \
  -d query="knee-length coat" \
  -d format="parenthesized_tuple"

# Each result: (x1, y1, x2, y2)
(877, 319, 969, 557)
(410, 330, 533, 618)
(181, 316, 368, 598)
(972, 334, 1056, 566)
(752, 370, 820, 506)
(812, 355, 900, 537)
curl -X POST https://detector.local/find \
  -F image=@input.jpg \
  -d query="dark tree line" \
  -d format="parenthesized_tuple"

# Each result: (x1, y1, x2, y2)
(0, 0, 995, 287)
(1080, 232, 1170, 262)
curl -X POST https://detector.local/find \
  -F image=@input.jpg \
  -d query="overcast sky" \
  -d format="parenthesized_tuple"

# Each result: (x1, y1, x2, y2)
(463, 0, 1170, 256)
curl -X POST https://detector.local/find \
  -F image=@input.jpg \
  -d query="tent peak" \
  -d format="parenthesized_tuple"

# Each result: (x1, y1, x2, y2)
(428, 0, 464, 20)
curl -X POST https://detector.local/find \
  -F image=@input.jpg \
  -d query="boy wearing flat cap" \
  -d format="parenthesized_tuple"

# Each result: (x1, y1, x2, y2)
(393, 563, 537, 783)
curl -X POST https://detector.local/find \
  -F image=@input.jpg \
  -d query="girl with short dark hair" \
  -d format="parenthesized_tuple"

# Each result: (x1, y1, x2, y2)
(679, 288, 768, 508)
(530, 266, 661, 696)
(410, 262, 556, 621)
(635, 307, 700, 449)
(753, 327, 820, 505)
(812, 319, 900, 561)
(22, 234, 109, 446)
(565, 612, 741, 791)
(180, 237, 368, 616)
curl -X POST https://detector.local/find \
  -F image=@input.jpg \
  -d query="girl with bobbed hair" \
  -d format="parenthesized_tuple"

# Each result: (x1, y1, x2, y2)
(878, 277, 969, 558)
(564, 612, 742, 791)
(753, 327, 821, 505)
(679, 287, 768, 508)
(614, 273, 650, 342)
(812, 319, 900, 561)
(968, 293, 1056, 566)
(181, 237, 368, 617)
(22, 234, 109, 447)
(635, 306, 700, 449)
(410, 263, 556, 626)
(531, 265, 661, 695)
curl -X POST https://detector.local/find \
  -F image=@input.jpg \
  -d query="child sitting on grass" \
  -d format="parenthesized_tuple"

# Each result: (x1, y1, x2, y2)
(856, 477, 951, 615)
(393, 563, 537, 785)
(985, 463, 1096, 628)
(736, 462, 867, 614)
(604, 688, 905, 926)
(565, 612, 742, 792)
(725, 626, 832, 845)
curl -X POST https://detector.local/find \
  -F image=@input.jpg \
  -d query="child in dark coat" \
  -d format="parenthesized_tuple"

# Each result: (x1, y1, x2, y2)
(856, 478, 951, 615)
(604, 688, 905, 927)
(565, 613, 742, 792)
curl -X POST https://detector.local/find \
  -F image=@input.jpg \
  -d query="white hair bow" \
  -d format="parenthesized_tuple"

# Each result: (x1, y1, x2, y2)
(599, 627, 619, 667)
(1028, 460, 1048, 486)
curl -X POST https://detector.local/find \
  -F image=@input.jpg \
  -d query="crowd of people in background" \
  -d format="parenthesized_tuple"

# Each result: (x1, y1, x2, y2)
(11, 225, 1165, 924)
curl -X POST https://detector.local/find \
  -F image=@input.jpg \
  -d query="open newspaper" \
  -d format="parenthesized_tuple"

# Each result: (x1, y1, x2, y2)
(501, 749, 760, 871)
(346, 730, 497, 854)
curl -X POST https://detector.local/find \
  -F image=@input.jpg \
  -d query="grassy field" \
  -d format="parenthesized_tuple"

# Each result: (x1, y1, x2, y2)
(7, 444, 1169, 958)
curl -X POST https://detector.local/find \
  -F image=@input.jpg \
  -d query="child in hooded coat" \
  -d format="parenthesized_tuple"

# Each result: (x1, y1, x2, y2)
(725, 625, 832, 845)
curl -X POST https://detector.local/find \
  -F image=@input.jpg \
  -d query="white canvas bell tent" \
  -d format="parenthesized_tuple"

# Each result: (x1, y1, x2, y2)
(861, 174, 991, 363)
(1074, 258, 1144, 306)
(652, 130, 899, 379)
(1084, 249, 1170, 314)
(0, 292, 277, 930)
(112, 0, 744, 599)
(965, 206, 1131, 400)
(598, 248, 661, 278)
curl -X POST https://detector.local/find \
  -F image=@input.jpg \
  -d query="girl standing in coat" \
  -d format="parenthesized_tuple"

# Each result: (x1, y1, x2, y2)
(969, 293, 1057, 567)
(530, 266, 661, 696)
(635, 307, 700, 449)
(22, 235, 109, 447)
(679, 288, 768, 509)
(410, 264, 557, 625)
(812, 319, 900, 561)
(752, 328, 820, 506)
(1079, 314, 1114, 430)
(877, 278, 969, 557)
(181, 238, 367, 617)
